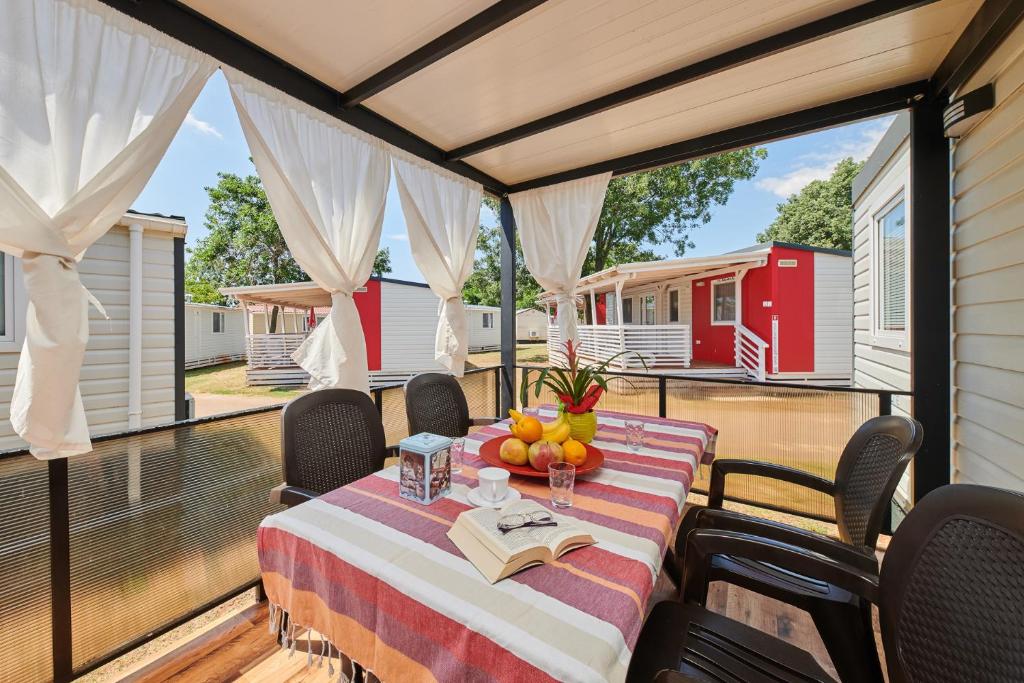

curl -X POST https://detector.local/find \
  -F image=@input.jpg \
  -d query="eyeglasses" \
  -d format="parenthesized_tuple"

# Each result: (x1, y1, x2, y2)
(496, 510, 557, 534)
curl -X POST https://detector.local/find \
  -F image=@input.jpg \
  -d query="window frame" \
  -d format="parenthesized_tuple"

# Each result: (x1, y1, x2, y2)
(212, 311, 225, 334)
(640, 293, 657, 325)
(482, 312, 493, 329)
(621, 297, 633, 324)
(0, 254, 26, 352)
(668, 288, 680, 323)
(870, 189, 910, 351)
(710, 277, 737, 326)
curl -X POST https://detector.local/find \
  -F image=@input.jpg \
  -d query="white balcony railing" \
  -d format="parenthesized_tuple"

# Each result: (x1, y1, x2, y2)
(246, 333, 307, 369)
(548, 324, 691, 369)
(734, 324, 768, 381)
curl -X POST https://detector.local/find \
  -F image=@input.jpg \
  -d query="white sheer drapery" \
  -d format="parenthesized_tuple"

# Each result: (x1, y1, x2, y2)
(0, 0, 216, 458)
(225, 68, 390, 394)
(510, 173, 611, 348)
(392, 154, 482, 376)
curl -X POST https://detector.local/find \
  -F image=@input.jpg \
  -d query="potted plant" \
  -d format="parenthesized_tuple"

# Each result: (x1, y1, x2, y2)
(520, 339, 644, 443)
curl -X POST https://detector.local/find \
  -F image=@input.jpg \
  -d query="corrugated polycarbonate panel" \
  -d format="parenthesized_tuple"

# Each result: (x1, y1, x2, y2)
(67, 409, 284, 671)
(0, 454, 52, 683)
(666, 379, 878, 520)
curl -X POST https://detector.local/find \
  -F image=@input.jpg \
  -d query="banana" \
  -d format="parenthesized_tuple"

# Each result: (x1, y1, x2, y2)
(508, 409, 525, 422)
(541, 413, 571, 444)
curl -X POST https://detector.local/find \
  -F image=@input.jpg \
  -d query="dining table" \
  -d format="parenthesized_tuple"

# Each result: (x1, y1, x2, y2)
(257, 405, 717, 683)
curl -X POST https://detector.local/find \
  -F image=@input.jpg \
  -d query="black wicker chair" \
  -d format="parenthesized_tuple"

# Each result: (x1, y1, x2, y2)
(403, 372, 500, 438)
(667, 415, 922, 682)
(273, 389, 393, 507)
(628, 483, 1024, 683)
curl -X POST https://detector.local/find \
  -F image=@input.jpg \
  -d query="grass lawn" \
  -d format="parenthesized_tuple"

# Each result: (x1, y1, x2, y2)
(185, 361, 307, 400)
(466, 342, 548, 369)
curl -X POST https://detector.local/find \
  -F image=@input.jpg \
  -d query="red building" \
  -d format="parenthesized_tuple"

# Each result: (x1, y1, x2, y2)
(544, 242, 853, 383)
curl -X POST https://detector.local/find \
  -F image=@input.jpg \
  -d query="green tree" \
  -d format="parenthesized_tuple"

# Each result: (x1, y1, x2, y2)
(757, 157, 864, 250)
(185, 167, 391, 305)
(462, 223, 541, 310)
(587, 149, 766, 272)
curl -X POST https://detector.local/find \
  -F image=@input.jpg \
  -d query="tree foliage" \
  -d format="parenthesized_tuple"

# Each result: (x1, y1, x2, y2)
(461, 223, 541, 310)
(757, 157, 863, 250)
(185, 168, 391, 305)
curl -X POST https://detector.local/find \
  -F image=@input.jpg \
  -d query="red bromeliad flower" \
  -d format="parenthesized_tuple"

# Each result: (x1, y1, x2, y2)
(521, 339, 645, 413)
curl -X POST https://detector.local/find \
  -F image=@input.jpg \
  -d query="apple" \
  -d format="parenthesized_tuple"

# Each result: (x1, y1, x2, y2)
(499, 437, 529, 466)
(528, 440, 565, 472)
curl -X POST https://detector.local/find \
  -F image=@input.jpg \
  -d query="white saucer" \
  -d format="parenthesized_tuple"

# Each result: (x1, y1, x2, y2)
(466, 486, 521, 509)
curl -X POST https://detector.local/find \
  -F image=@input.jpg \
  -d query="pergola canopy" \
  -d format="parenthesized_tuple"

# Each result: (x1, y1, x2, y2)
(162, 0, 981, 190)
(220, 281, 334, 310)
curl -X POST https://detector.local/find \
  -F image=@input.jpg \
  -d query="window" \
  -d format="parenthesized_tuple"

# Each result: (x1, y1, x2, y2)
(0, 254, 7, 338)
(621, 297, 633, 324)
(711, 279, 736, 324)
(605, 292, 617, 324)
(482, 312, 494, 329)
(642, 294, 656, 325)
(875, 195, 907, 339)
(0, 252, 14, 342)
(212, 311, 225, 333)
(669, 289, 679, 323)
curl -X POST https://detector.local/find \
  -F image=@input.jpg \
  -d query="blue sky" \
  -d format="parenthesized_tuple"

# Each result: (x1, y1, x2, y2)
(135, 71, 894, 280)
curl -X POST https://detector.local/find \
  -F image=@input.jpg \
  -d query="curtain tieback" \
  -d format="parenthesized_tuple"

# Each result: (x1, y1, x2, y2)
(41, 255, 110, 320)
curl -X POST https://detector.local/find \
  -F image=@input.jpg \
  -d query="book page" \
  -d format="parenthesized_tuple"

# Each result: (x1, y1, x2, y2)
(461, 500, 594, 561)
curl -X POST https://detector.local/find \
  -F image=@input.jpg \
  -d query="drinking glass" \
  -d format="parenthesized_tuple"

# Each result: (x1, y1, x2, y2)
(549, 462, 576, 508)
(625, 421, 645, 453)
(450, 437, 465, 474)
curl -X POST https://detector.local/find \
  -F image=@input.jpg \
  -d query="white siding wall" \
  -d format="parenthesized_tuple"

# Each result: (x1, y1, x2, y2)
(185, 305, 246, 366)
(0, 226, 177, 450)
(951, 23, 1024, 492)
(813, 252, 853, 376)
(516, 309, 548, 341)
(852, 135, 913, 504)
(379, 282, 445, 375)
(467, 308, 501, 351)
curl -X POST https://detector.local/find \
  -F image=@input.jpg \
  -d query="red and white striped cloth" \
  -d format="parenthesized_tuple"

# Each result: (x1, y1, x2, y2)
(259, 407, 716, 682)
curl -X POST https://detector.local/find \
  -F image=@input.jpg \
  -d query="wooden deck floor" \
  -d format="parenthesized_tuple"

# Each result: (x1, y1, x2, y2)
(119, 579, 876, 682)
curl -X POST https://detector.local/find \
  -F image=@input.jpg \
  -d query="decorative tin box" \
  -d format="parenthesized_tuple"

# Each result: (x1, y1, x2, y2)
(398, 432, 453, 505)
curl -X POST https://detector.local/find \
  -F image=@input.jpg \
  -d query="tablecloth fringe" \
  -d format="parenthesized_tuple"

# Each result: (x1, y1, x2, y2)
(272, 602, 374, 683)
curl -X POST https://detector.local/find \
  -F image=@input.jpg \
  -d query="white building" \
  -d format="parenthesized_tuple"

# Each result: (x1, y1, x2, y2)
(852, 112, 913, 510)
(0, 211, 187, 450)
(466, 304, 501, 352)
(516, 308, 549, 342)
(184, 302, 246, 369)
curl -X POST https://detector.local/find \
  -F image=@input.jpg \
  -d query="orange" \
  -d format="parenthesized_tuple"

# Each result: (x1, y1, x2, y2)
(562, 438, 587, 466)
(515, 416, 544, 444)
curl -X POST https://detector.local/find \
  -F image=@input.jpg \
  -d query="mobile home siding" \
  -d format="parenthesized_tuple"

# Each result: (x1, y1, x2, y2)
(813, 252, 853, 377)
(951, 23, 1024, 492)
(0, 227, 178, 450)
(516, 309, 548, 341)
(379, 281, 445, 377)
(185, 304, 246, 368)
(852, 124, 913, 504)
(467, 307, 501, 351)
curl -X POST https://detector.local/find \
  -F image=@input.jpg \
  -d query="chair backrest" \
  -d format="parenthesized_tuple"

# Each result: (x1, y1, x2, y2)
(281, 389, 387, 495)
(880, 484, 1024, 683)
(404, 372, 470, 438)
(832, 415, 923, 548)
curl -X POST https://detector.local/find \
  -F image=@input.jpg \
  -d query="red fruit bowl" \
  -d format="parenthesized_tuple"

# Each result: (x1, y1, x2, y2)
(477, 434, 604, 478)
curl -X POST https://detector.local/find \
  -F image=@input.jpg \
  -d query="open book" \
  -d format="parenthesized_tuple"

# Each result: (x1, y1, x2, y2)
(448, 500, 596, 583)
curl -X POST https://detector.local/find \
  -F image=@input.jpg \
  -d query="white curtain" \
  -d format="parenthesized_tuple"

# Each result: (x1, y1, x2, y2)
(392, 154, 482, 376)
(0, 0, 216, 458)
(225, 68, 390, 394)
(510, 173, 612, 347)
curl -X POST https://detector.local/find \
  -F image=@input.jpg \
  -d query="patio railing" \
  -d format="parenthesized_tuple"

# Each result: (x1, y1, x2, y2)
(548, 324, 693, 369)
(516, 365, 907, 522)
(0, 367, 501, 683)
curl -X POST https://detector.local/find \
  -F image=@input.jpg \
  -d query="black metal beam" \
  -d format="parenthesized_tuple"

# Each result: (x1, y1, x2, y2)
(507, 82, 927, 193)
(499, 197, 517, 414)
(930, 0, 1024, 100)
(173, 236, 187, 421)
(447, 0, 937, 162)
(909, 98, 951, 503)
(49, 459, 73, 683)
(341, 0, 548, 107)
(96, 0, 508, 196)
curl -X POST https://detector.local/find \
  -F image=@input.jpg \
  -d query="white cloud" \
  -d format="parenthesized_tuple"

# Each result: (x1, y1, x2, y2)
(755, 117, 893, 198)
(386, 232, 409, 242)
(183, 110, 222, 139)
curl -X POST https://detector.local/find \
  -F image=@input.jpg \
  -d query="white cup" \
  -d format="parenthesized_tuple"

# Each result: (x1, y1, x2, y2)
(478, 467, 510, 503)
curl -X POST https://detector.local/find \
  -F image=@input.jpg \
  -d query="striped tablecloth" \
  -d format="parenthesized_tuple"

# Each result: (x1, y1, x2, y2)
(258, 407, 716, 683)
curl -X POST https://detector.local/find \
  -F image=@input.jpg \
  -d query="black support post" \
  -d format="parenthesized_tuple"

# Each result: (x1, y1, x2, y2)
(499, 197, 517, 414)
(48, 459, 73, 682)
(909, 99, 952, 503)
(173, 237, 188, 422)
